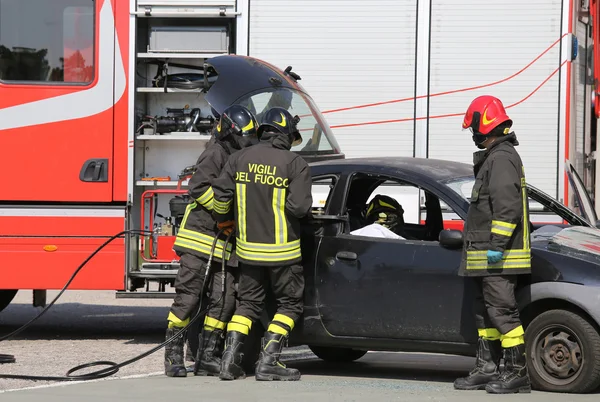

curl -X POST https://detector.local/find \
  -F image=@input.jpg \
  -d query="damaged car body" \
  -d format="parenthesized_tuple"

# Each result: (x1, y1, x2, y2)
(281, 157, 600, 394)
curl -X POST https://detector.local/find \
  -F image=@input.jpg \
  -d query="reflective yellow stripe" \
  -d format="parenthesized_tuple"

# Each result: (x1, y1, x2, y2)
(227, 322, 250, 335)
(268, 323, 289, 336)
(273, 314, 295, 330)
(478, 328, 501, 340)
(179, 203, 195, 228)
(176, 228, 233, 252)
(491, 227, 514, 237)
(466, 260, 531, 270)
(237, 239, 300, 252)
(167, 311, 189, 328)
(501, 325, 525, 348)
(236, 183, 247, 242)
(491, 220, 517, 230)
(504, 325, 524, 338)
(213, 198, 231, 214)
(174, 236, 232, 260)
(231, 315, 253, 328)
(204, 316, 227, 330)
(227, 315, 252, 334)
(272, 188, 287, 245)
(236, 247, 301, 262)
(466, 249, 530, 260)
(521, 172, 530, 249)
(196, 187, 214, 210)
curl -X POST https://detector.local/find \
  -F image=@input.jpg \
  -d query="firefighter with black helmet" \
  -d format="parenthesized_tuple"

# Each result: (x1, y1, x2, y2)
(163, 104, 258, 378)
(211, 106, 312, 381)
(453, 95, 532, 394)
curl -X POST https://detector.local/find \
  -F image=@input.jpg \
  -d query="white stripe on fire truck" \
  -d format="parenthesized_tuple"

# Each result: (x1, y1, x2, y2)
(0, 208, 125, 217)
(0, 0, 126, 131)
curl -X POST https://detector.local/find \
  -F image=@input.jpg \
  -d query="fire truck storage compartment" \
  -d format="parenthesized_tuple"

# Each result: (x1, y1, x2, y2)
(0, 209, 126, 290)
(131, 15, 234, 274)
(148, 26, 229, 54)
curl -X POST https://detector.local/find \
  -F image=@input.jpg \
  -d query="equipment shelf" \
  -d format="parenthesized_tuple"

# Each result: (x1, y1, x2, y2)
(136, 87, 204, 93)
(136, 134, 211, 140)
(137, 52, 225, 59)
(135, 180, 190, 187)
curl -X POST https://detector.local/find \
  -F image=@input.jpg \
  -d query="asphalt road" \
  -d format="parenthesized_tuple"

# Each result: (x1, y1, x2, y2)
(0, 290, 598, 401)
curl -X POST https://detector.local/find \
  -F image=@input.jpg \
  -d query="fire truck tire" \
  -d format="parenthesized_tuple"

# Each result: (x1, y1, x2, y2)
(0, 290, 17, 313)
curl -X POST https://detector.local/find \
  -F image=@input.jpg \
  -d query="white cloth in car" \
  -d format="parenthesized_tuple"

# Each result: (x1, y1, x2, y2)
(350, 223, 405, 239)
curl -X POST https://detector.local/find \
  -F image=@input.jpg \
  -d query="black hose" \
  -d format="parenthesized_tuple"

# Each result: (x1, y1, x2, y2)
(0, 229, 233, 382)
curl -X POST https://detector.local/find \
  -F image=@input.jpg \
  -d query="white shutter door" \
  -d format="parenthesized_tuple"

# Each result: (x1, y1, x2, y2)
(249, 0, 417, 158)
(427, 0, 563, 197)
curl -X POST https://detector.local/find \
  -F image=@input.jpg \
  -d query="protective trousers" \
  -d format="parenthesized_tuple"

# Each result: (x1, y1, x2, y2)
(227, 263, 305, 337)
(168, 253, 213, 327)
(473, 275, 525, 347)
(202, 266, 238, 332)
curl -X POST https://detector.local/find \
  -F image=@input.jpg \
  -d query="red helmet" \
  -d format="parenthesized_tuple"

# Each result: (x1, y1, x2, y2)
(462, 95, 512, 135)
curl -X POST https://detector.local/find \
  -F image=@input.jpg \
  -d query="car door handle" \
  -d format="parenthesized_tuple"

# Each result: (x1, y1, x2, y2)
(336, 251, 357, 261)
(79, 158, 108, 182)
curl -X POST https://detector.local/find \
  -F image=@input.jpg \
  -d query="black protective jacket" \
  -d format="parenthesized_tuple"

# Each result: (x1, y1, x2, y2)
(173, 139, 237, 264)
(459, 133, 531, 277)
(212, 132, 313, 267)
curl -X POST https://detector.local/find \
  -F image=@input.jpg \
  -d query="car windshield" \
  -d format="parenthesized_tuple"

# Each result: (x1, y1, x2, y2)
(444, 176, 476, 202)
(233, 88, 341, 154)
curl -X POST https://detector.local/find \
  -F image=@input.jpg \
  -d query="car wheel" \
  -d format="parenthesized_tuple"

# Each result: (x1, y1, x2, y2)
(526, 309, 600, 393)
(309, 346, 367, 363)
(0, 290, 17, 313)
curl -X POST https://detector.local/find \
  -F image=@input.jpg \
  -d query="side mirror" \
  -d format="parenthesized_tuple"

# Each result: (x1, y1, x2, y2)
(439, 229, 464, 250)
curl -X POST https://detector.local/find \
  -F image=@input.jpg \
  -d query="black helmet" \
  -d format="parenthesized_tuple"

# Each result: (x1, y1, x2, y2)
(257, 107, 302, 146)
(365, 195, 405, 232)
(216, 105, 258, 146)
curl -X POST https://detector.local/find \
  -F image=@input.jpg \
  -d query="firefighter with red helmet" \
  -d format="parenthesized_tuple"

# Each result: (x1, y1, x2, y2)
(453, 95, 532, 394)
(163, 104, 258, 378)
(211, 107, 312, 381)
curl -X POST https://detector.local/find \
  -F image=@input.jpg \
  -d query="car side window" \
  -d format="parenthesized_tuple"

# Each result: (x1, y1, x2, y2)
(311, 175, 338, 216)
(343, 173, 448, 242)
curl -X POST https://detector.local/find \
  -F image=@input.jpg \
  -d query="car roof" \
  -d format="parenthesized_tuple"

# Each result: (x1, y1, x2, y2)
(309, 156, 474, 182)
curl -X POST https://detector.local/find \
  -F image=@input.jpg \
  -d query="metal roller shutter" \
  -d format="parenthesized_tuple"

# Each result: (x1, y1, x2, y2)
(427, 0, 563, 197)
(248, 0, 417, 158)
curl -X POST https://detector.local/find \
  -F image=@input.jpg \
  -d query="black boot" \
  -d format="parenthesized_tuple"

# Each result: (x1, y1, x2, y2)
(255, 331, 301, 381)
(454, 338, 501, 390)
(486, 344, 531, 394)
(164, 327, 187, 377)
(219, 331, 247, 380)
(194, 328, 224, 376)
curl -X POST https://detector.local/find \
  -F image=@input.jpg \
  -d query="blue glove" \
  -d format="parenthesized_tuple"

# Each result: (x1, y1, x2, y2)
(487, 250, 503, 264)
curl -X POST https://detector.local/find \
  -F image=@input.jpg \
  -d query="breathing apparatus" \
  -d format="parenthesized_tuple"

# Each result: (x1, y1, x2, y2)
(0, 228, 234, 382)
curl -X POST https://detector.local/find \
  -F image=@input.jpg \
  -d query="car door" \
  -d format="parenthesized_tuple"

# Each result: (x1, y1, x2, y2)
(315, 173, 478, 344)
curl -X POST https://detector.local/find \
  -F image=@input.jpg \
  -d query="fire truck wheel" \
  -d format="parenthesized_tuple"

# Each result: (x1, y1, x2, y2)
(0, 290, 17, 313)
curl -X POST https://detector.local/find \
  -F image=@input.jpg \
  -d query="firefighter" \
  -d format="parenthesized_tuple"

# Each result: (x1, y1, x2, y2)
(454, 95, 532, 394)
(211, 107, 312, 381)
(163, 104, 259, 378)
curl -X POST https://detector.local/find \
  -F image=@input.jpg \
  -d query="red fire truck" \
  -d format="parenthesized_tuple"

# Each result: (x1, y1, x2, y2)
(2, 0, 600, 312)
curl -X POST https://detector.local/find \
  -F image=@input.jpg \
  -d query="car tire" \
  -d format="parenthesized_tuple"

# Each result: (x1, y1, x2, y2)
(525, 309, 600, 393)
(308, 346, 367, 363)
(0, 290, 17, 313)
